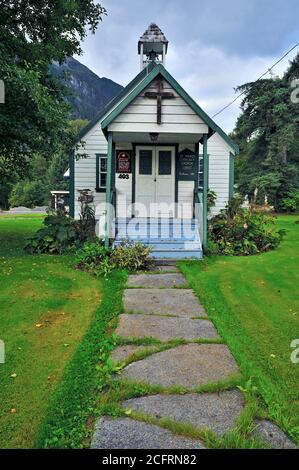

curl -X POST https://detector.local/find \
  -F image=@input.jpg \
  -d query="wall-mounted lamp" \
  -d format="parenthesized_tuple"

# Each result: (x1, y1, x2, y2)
(149, 132, 159, 142)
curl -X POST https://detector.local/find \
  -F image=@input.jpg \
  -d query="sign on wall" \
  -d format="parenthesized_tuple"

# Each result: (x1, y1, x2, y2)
(116, 151, 132, 174)
(177, 148, 197, 180)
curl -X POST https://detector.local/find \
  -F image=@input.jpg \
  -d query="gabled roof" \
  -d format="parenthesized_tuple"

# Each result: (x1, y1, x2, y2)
(74, 61, 156, 144)
(75, 62, 239, 154)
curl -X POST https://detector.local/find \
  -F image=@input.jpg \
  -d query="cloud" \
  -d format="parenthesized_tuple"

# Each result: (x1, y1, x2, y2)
(75, 0, 299, 132)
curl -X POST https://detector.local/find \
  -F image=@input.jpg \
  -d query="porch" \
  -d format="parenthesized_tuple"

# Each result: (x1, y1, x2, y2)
(102, 132, 209, 259)
(113, 217, 203, 259)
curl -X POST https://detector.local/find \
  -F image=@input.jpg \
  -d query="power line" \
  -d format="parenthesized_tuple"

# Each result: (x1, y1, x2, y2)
(212, 41, 299, 118)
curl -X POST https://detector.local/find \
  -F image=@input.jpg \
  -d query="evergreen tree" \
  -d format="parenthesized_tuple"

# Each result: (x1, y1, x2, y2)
(234, 54, 299, 210)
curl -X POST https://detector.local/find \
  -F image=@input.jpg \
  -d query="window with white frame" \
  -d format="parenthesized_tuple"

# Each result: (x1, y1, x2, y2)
(198, 154, 204, 189)
(96, 154, 107, 191)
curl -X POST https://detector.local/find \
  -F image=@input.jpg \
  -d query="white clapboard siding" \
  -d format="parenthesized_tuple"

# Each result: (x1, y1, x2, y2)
(200, 133, 231, 216)
(108, 79, 209, 135)
(74, 126, 108, 218)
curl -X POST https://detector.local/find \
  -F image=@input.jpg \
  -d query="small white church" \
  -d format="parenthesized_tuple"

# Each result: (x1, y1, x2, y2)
(71, 24, 238, 259)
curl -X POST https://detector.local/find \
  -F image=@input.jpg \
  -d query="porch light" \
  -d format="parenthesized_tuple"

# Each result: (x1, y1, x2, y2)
(149, 132, 159, 142)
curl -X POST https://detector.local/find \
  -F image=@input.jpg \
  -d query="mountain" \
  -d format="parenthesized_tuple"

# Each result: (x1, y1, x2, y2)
(50, 57, 123, 120)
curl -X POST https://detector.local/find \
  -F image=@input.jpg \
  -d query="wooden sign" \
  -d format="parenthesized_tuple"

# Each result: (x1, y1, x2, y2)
(177, 148, 197, 180)
(116, 150, 131, 173)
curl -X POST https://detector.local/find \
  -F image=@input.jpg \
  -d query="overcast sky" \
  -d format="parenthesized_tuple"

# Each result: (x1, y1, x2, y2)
(75, 0, 299, 132)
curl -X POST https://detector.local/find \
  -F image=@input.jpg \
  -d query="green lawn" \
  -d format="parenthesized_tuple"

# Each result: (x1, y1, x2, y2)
(179, 215, 299, 444)
(0, 216, 125, 448)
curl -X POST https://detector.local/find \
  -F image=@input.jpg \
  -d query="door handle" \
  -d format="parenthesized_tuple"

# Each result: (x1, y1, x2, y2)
(154, 177, 156, 182)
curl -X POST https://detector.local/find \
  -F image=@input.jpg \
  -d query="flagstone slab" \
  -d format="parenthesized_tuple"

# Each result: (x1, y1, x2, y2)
(91, 417, 205, 449)
(151, 265, 179, 272)
(122, 390, 244, 436)
(124, 288, 207, 318)
(127, 273, 187, 288)
(115, 314, 219, 341)
(111, 344, 159, 363)
(253, 420, 297, 449)
(121, 344, 239, 388)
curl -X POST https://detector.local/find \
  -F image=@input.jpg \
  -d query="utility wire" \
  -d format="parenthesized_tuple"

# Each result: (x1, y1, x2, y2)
(212, 41, 299, 118)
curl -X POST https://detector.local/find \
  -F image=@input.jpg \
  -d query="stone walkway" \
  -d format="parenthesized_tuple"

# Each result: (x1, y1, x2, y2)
(91, 267, 297, 449)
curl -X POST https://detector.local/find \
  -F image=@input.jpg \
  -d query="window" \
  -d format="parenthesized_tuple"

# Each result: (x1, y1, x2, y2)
(96, 154, 107, 191)
(139, 150, 152, 175)
(198, 154, 204, 188)
(158, 151, 172, 175)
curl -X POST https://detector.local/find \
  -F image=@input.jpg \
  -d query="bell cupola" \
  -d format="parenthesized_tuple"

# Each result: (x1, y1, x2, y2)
(138, 23, 168, 70)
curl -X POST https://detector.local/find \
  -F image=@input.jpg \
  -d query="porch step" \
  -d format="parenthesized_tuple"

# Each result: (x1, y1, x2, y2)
(114, 218, 202, 260)
(151, 249, 202, 260)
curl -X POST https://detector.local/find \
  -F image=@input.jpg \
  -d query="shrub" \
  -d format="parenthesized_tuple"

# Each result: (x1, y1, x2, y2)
(74, 241, 113, 276)
(204, 240, 219, 257)
(74, 240, 152, 276)
(25, 195, 97, 254)
(208, 196, 286, 256)
(25, 213, 77, 254)
(110, 240, 153, 271)
(280, 190, 299, 213)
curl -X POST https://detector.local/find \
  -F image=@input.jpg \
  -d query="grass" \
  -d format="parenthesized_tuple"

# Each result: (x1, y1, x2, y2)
(0, 216, 126, 448)
(179, 215, 299, 444)
(1, 213, 298, 448)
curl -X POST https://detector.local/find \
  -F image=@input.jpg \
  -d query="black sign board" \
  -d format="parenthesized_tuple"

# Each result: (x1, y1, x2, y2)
(116, 150, 132, 173)
(177, 148, 197, 180)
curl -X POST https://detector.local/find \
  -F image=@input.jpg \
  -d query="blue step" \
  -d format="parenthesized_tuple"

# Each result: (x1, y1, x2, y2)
(114, 218, 202, 260)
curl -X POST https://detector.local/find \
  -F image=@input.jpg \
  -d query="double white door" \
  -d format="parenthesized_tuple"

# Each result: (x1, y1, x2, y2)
(135, 146, 175, 218)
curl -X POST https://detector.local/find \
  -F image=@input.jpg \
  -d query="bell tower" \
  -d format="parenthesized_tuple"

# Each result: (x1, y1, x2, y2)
(138, 23, 168, 70)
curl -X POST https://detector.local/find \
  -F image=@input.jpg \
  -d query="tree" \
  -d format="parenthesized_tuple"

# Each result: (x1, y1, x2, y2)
(234, 54, 299, 210)
(47, 119, 88, 190)
(0, 1, 106, 177)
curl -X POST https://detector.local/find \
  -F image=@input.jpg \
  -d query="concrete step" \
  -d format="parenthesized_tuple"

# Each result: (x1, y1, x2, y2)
(151, 249, 203, 259)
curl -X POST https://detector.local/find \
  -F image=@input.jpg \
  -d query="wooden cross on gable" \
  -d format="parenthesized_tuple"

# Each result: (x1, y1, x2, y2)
(144, 77, 175, 124)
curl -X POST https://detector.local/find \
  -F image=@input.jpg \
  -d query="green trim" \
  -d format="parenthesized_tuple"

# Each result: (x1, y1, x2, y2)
(132, 144, 136, 211)
(174, 144, 179, 212)
(194, 143, 200, 217)
(229, 152, 235, 199)
(74, 62, 157, 144)
(202, 135, 209, 250)
(101, 63, 239, 154)
(105, 132, 113, 249)
(95, 153, 107, 193)
(69, 150, 75, 218)
(111, 143, 116, 190)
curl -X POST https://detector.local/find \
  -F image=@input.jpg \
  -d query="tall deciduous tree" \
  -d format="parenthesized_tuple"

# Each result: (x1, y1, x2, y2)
(234, 54, 299, 210)
(0, 0, 106, 177)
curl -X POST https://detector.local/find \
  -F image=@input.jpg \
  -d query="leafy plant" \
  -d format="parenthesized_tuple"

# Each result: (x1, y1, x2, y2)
(110, 240, 153, 271)
(74, 241, 114, 276)
(208, 196, 286, 256)
(25, 212, 77, 254)
(74, 240, 152, 276)
(207, 189, 217, 213)
(74, 189, 96, 242)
